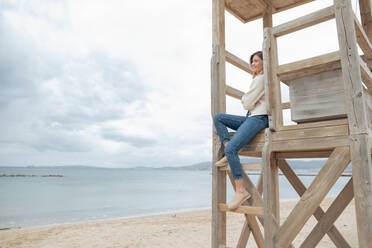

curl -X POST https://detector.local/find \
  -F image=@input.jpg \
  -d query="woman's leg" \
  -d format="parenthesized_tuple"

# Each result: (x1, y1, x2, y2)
(224, 116, 268, 208)
(213, 113, 246, 145)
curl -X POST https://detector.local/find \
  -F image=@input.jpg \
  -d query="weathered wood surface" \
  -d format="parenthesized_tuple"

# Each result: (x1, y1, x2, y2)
(273, 124, 348, 141)
(218, 204, 264, 216)
(225, 0, 314, 23)
(220, 162, 261, 171)
(354, 13, 372, 59)
(276, 146, 350, 247)
(225, 85, 243, 100)
(335, 1, 372, 247)
(262, 129, 279, 248)
(273, 6, 335, 37)
(301, 178, 353, 248)
(211, 0, 226, 247)
(278, 159, 351, 248)
(263, 27, 283, 131)
(359, 0, 372, 41)
(288, 69, 347, 123)
(225, 50, 253, 74)
(277, 52, 341, 82)
(359, 57, 372, 92)
(363, 87, 372, 129)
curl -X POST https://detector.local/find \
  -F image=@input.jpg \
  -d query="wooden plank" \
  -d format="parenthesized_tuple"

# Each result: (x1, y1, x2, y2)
(301, 178, 354, 248)
(225, 0, 315, 24)
(271, 135, 350, 152)
(225, 85, 243, 100)
(273, 6, 335, 37)
(225, 51, 253, 74)
(277, 51, 341, 83)
(276, 146, 351, 247)
(220, 162, 262, 171)
(276, 150, 332, 158)
(359, 57, 372, 91)
(335, 2, 372, 246)
(278, 159, 351, 248)
(288, 69, 347, 123)
(272, 124, 349, 141)
(279, 118, 348, 131)
(211, 0, 226, 247)
(354, 14, 372, 59)
(218, 204, 264, 216)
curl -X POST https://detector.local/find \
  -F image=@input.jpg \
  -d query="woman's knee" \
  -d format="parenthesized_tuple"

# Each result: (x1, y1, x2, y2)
(224, 142, 237, 155)
(214, 113, 223, 123)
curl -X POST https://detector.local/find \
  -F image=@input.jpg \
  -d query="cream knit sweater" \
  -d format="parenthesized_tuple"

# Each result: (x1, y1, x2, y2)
(241, 74, 268, 116)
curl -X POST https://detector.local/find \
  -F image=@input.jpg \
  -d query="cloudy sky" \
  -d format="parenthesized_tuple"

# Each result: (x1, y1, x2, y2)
(0, 0, 358, 168)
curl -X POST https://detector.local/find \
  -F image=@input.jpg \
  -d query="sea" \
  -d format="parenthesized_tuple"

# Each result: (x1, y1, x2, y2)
(0, 161, 352, 229)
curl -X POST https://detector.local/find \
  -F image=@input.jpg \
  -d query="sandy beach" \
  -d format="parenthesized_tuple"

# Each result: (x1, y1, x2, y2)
(0, 198, 358, 248)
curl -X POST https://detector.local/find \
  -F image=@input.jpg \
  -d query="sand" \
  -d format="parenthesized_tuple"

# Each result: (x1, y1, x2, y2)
(0, 198, 358, 248)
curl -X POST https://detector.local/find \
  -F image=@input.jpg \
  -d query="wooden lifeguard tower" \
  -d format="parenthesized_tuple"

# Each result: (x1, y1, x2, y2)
(211, 0, 372, 247)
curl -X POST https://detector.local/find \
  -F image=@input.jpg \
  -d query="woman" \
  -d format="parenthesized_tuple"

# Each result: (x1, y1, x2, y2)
(213, 51, 268, 210)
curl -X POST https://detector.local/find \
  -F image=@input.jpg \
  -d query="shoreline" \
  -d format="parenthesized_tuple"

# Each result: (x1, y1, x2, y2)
(0, 198, 358, 248)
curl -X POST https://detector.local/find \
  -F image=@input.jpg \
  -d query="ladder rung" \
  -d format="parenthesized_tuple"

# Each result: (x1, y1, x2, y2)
(219, 162, 261, 171)
(219, 203, 264, 216)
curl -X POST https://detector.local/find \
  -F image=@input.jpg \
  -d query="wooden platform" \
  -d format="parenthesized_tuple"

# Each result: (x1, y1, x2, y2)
(235, 118, 372, 157)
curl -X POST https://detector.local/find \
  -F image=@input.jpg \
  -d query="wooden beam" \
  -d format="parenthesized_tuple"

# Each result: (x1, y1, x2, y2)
(271, 135, 350, 152)
(220, 162, 261, 171)
(281, 102, 290, 109)
(359, 0, 372, 41)
(354, 14, 372, 59)
(277, 51, 341, 83)
(276, 150, 332, 158)
(280, 118, 348, 131)
(359, 57, 372, 91)
(273, 6, 335, 37)
(273, 124, 349, 141)
(225, 51, 253, 74)
(276, 146, 351, 247)
(211, 0, 226, 247)
(301, 178, 354, 248)
(335, 2, 372, 246)
(262, 129, 279, 248)
(264, 27, 282, 130)
(218, 204, 264, 216)
(278, 159, 351, 248)
(225, 85, 243, 100)
(246, 215, 264, 248)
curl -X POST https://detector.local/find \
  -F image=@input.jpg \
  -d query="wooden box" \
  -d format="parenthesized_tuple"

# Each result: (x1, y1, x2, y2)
(287, 69, 347, 123)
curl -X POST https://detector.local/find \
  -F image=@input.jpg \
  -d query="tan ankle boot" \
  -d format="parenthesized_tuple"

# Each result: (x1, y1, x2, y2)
(215, 156, 228, 167)
(227, 191, 251, 210)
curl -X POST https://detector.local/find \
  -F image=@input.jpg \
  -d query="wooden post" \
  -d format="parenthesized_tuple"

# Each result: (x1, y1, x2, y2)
(262, 129, 279, 248)
(359, 0, 372, 41)
(211, 0, 226, 247)
(334, 0, 372, 247)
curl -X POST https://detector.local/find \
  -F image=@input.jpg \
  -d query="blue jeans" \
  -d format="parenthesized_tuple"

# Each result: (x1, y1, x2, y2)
(213, 111, 268, 180)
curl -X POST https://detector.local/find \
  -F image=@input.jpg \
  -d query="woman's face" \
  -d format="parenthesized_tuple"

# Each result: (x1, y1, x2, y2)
(251, 55, 263, 74)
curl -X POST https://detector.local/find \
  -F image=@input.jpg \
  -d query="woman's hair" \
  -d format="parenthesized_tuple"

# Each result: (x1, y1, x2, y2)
(250, 51, 263, 77)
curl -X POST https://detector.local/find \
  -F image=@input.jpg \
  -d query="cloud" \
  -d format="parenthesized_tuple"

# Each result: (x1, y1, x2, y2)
(0, 0, 348, 168)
